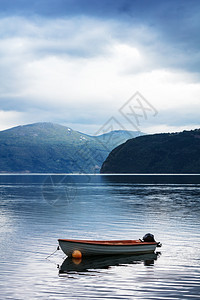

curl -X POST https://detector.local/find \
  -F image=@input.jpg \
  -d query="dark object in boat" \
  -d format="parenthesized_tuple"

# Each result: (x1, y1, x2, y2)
(143, 233, 155, 242)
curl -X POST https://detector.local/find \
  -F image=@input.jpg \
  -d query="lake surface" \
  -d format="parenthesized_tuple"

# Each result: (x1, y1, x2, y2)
(0, 174, 200, 299)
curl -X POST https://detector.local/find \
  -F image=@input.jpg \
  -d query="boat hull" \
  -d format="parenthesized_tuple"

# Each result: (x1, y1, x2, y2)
(58, 239, 158, 257)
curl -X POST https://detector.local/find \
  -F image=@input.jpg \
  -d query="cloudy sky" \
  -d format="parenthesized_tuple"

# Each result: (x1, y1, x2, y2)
(0, 0, 200, 134)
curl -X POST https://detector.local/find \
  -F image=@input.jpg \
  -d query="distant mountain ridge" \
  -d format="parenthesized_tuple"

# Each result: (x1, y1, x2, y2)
(0, 122, 144, 173)
(94, 130, 141, 150)
(100, 129, 200, 174)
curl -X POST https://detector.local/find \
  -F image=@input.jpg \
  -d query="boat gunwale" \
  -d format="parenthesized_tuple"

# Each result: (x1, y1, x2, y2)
(58, 239, 158, 246)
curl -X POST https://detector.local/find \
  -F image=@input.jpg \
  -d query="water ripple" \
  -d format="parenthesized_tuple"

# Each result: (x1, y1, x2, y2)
(0, 176, 200, 299)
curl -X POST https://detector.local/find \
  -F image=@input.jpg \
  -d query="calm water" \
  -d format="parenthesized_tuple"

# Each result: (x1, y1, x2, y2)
(0, 175, 200, 299)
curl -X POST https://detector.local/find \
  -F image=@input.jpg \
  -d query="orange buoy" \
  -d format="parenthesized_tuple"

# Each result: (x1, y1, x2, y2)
(72, 250, 82, 259)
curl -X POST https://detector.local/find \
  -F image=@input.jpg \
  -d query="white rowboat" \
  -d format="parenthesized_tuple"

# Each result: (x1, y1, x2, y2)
(58, 238, 161, 257)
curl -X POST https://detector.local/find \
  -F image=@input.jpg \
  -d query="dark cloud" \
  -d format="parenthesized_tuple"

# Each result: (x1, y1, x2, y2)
(0, 0, 200, 132)
(1, 0, 199, 25)
(1, 0, 199, 73)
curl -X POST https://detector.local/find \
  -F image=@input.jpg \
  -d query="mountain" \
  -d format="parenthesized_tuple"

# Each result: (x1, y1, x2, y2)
(0, 122, 143, 173)
(100, 129, 200, 174)
(94, 130, 143, 150)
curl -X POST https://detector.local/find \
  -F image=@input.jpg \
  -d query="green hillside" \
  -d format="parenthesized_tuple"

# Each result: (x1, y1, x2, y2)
(100, 129, 200, 174)
(0, 122, 143, 173)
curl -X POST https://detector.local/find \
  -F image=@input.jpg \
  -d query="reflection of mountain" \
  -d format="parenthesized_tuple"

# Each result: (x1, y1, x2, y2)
(59, 252, 160, 274)
(0, 122, 143, 173)
(101, 129, 200, 174)
(101, 174, 200, 184)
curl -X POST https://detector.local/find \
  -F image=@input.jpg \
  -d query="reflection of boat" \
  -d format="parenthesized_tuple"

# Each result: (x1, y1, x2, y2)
(58, 236, 161, 257)
(59, 252, 160, 274)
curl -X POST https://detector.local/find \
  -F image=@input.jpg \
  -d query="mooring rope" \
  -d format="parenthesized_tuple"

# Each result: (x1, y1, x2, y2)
(45, 246, 60, 259)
